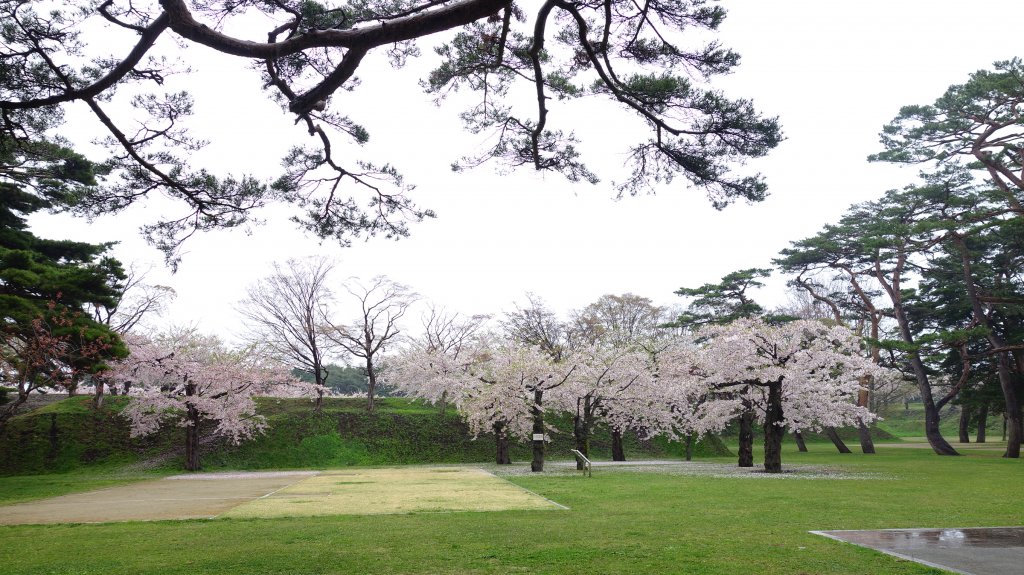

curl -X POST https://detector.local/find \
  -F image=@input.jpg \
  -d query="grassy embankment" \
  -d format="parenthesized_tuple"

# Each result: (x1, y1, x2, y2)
(0, 395, 729, 478)
(873, 402, 1006, 441)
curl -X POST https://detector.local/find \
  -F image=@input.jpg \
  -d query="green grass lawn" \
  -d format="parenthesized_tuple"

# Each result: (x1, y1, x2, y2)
(1, 445, 1021, 574)
(0, 469, 168, 506)
(873, 402, 1004, 440)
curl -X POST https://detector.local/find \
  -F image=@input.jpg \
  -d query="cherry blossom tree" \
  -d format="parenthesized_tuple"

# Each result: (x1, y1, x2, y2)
(552, 343, 653, 466)
(564, 293, 674, 459)
(109, 329, 320, 470)
(469, 340, 577, 471)
(413, 305, 490, 414)
(385, 335, 575, 469)
(668, 267, 774, 465)
(660, 318, 885, 473)
(384, 333, 512, 462)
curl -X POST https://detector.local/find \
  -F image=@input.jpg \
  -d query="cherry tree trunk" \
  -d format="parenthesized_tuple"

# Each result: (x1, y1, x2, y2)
(857, 420, 875, 454)
(312, 368, 325, 412)
(184, 405, 201, 471)
(530, 389, 545, 472)
(737, 410, 754, 468)
(573, 398, 592, 470)
(684, 434, 695, 461)
(977, 404, 988, 443)
(793, 431, 808, 453)
(611, 429, 626, 461)
(493, 421, 510, 465)
(365, 357, 377, 412)
(93, 379, 106, 410)
(184, 383, 201, 471)
(856, 379, 875, 454)
(763, 380, 784, 474)
(438, 390, 448, 416)
(958, 408, 971, 443)
(825, 428, 852, 453)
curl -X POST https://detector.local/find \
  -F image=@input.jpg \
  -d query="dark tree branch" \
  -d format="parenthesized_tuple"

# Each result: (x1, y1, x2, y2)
(159, 0, 509, 60)
(0, 13, 170, 109)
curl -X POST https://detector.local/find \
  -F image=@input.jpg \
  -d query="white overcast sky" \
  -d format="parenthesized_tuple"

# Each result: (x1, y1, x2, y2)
(29, 0, 1024, 343)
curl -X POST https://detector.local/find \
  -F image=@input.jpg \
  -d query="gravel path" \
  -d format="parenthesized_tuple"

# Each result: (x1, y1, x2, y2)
(165, 471, 320, 480)
(485, 459, 890, 480)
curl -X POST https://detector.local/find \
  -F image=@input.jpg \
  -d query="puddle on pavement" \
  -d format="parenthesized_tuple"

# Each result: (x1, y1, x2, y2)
(821, 527, 1024, 549)
(813, 527, 1024, 575)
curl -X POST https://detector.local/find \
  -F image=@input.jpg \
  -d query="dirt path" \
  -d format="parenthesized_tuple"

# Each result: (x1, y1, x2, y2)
(0, 472, 315, 525)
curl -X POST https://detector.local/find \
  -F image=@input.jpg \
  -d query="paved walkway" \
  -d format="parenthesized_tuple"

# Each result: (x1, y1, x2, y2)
(0, 472, 313, 524)
(0, 467, 562, 525)
(813, 527, 1024, 575)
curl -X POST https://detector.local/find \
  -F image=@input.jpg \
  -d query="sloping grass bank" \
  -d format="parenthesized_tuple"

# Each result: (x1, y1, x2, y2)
(0, 397, 730, 475)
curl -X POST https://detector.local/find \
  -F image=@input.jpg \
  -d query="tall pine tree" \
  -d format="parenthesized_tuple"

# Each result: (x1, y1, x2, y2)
(1, 138, 127, 423)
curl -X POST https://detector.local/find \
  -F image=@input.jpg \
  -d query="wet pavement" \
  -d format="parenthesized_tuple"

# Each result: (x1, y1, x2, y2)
(813, 527, 1024, 575)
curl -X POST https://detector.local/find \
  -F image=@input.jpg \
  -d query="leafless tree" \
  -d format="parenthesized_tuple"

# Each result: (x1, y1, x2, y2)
(500, 293, 566, 361)
(89, 265, 176, 406)
(414, 304, 489, 413)
(568, 293, 668, 348)
(419, 305, 490, 355)
(326, 276, 417, 411)
(774, 283, 844, 323)
(91, 265, 177, 335)
(238, 257, 336, 410)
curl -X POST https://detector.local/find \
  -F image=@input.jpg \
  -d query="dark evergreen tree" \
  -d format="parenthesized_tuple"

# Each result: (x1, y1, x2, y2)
(777, 178, 965, 455)
(915, 199, 1023, 457)
(670, 268, 771, 330)
(870, 58, 1024, 216)
(0, 143, 128, 423)
(292, 363, 399, 397)
(0, 0, 781, 265)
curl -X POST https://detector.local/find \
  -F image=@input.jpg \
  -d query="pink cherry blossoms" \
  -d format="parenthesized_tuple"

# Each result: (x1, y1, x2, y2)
(658, 318, 888, 471)
(387, 318, 891, 473)
(108, 329, 322, 470)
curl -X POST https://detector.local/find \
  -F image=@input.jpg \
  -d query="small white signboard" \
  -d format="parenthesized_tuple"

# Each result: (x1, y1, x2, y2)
(532, 433, 545, 441)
